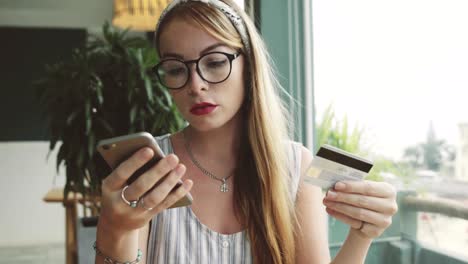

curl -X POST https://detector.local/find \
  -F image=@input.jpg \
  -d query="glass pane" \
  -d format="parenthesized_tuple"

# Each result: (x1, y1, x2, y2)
(313, 0, 468, 258)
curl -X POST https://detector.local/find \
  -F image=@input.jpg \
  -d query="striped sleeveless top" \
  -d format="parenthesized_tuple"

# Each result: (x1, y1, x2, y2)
(146, 134, 303, 264)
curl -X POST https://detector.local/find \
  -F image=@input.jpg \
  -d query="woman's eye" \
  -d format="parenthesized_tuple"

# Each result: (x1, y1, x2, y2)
(207, 59, 228, 68)
(167, 67, 185, 76)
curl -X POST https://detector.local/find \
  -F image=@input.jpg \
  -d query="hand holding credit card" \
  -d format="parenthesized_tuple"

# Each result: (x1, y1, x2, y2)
(304, 145, 374, 189)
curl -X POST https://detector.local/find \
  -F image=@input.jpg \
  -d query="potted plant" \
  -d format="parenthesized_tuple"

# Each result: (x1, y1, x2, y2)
(35, 22, 184, 214)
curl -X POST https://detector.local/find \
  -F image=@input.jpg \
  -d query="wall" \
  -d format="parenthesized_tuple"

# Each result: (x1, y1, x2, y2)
(0, 0, 112, 246)
(0, 142, 66, 246)
(0, 0, 113, 30)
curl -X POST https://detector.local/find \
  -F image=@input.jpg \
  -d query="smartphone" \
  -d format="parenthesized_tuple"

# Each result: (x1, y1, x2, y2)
(97, 132, 192, 209)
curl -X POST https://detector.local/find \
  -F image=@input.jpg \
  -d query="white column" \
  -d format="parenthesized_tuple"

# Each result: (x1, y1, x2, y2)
(455, 123, 468, 181)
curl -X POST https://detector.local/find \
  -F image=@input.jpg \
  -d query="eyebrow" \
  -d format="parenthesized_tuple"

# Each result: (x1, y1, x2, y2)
(161, 43, 228, 59)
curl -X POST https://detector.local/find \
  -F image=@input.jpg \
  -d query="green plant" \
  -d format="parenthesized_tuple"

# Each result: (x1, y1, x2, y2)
(316, 104, 366, 155)
(316, 104, 406, 182)
(34, 22, 184, 210)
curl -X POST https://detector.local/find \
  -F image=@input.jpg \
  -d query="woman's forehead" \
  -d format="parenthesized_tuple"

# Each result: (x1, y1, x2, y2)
(159, 19, 229, 58)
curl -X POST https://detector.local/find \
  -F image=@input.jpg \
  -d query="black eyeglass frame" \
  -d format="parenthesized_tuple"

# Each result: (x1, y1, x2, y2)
(154, 51, 242, 90)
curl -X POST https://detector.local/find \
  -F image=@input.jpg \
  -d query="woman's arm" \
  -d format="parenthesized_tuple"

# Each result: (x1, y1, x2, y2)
(95, 223, 150, 264)
(295, 146, 398, 264)
(95, 149, 193, 264)
(95, 219, 141, 264)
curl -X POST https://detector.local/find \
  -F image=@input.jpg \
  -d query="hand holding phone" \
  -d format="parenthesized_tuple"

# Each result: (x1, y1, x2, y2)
(97, 132, 193, 209)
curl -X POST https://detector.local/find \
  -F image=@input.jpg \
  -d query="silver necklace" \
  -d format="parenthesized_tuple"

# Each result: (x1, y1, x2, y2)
(183, 130, 233, 193)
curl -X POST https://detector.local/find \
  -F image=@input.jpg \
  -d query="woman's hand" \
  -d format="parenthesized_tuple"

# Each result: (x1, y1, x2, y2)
(323, 180, 398, 239)
(98, 147, 193, 233)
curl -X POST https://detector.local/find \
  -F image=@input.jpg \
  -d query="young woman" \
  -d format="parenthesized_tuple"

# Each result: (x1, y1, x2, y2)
(95, 0, 398, 263)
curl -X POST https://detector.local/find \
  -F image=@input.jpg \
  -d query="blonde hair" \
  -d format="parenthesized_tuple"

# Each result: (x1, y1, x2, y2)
(155, 1, 296, 263)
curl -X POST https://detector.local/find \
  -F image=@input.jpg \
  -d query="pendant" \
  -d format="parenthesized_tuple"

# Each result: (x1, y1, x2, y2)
(220, 179, 228, 192)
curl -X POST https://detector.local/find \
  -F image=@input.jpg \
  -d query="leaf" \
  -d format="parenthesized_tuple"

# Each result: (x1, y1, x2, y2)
(155, 95, 170, 112)
(143, 48, 158, 68)
(162, 89, 172, 107)
(66, 110, 80, 125)
(49, 130, 60, 151)
(56, 143, 67, 174)
(130, 105, 138, 125)
(97, 118, 114, 135)
(151, 115, 165, 134)
(118, 27, 131, 41)
(145, 104, 155, 115)
(134, 49, 144, 67)
(144, 77, 154, 102)
(88, 133, 95, 158)
(76, 148, 85, 168)
(85, 100, 92, 134)
(91, 74, 104, 105)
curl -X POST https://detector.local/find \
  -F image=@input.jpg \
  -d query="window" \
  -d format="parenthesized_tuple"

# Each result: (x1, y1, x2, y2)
(313, 0, 468, 257)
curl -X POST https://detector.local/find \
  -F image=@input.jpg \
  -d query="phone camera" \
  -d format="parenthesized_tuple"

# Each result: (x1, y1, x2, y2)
(102, 144, 110, 150)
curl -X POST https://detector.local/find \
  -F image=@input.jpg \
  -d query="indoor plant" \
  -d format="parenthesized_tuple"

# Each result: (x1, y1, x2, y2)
(35, 22, 184, 212)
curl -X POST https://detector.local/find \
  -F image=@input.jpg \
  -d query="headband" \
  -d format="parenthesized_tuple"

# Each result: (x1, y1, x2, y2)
(154, 0, 252, 56)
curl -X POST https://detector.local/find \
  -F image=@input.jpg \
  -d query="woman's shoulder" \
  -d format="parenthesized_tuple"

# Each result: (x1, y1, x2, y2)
(283, 139, 306, 159)
(154, 133, 171, 141)
(284, 140, 314, 198)
(154, 133, 174, 154)
(286, 139, 303, 150)
(284, 139, 313, 159)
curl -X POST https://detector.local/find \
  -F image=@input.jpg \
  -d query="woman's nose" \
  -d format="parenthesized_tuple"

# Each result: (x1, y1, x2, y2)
(186, 65, 208, 94)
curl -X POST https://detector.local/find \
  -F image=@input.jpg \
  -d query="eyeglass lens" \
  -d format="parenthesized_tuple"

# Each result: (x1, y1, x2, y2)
(156, 52, 233, 89)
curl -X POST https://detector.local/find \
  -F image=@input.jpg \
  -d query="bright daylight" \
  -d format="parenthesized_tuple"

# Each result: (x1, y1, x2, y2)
(314, 0, 468, 258)
(0, 0, 467, 263)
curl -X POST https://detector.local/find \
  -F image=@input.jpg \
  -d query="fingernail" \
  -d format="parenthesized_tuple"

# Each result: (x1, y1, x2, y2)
(184, 179, 193, 190)
(335, 182, 346, 190)
(167, 154, 179, 167)
(141, 148, 153, 158)
(175, 164, 186, 175)
(327, 190, 337, 199)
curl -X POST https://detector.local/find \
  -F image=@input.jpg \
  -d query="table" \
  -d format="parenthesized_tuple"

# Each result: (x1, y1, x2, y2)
(43, 188, 85, 264)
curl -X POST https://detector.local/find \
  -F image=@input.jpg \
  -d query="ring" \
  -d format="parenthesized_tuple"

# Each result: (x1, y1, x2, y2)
(121, 185, 139, 208)
(358, 221, 365, 230)
(139, 196, 153, 211)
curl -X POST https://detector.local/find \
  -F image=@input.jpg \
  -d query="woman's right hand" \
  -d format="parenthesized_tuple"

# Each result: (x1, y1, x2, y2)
(98, 147, 193, 233)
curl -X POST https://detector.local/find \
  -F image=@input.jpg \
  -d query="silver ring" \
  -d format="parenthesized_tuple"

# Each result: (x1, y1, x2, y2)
(139, 196, 153, 211)
(121, 185, 139, 208)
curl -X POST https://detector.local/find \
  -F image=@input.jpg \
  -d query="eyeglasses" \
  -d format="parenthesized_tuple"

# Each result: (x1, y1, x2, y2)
(154, 51, 241, 89)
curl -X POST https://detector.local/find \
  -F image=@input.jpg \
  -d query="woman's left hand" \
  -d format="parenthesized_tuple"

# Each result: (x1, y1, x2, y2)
(323, 180, 398, 239)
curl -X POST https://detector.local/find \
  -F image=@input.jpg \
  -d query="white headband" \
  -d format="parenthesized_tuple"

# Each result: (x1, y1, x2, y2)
(154, 0, 252, 56)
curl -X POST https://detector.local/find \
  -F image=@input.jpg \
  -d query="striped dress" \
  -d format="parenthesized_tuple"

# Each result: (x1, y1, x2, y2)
(146, 134, 303, 264)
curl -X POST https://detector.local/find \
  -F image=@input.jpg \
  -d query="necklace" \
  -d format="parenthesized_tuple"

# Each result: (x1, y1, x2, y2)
(183, 130, 233, 193)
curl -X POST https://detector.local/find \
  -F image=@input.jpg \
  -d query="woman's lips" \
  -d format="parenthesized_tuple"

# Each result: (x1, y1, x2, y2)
(190, 102, 218, 115)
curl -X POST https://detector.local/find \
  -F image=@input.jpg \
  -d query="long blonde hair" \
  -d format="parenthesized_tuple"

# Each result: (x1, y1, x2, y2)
(155, 1, 296, 263)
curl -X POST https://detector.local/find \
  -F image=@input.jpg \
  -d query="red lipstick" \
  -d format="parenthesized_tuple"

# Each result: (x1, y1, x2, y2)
(190, 102, 218, 115)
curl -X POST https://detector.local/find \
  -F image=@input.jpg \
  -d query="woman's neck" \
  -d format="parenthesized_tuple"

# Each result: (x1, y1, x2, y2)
(184, 119, 243, 165)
